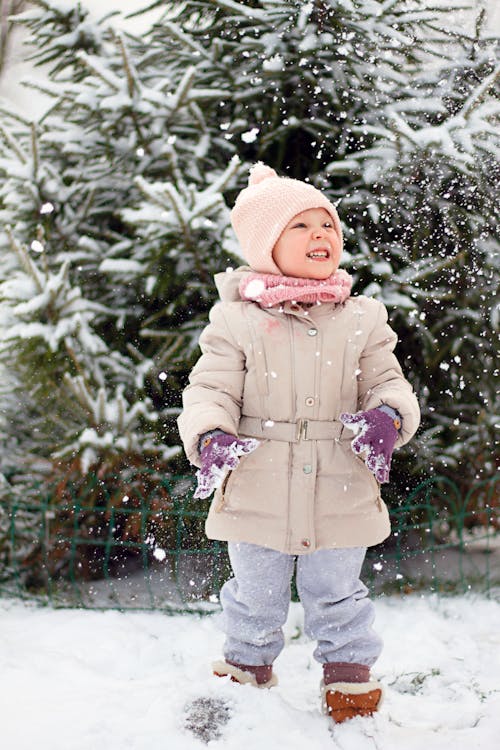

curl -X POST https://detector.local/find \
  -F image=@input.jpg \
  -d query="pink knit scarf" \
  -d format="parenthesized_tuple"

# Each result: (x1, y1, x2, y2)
(239, 269, 352, 308)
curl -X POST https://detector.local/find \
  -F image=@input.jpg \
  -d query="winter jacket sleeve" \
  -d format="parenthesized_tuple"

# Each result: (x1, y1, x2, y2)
(357, 300, 420, 447)
(177, 303, 245, 467)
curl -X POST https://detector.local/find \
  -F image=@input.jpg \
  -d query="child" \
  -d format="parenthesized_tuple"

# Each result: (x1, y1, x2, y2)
(177, 163, 420, 723)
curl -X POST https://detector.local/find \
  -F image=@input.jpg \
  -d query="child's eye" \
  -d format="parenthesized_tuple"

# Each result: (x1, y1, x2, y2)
(292, 222, 307, 228)
(324, 222, 332, 228)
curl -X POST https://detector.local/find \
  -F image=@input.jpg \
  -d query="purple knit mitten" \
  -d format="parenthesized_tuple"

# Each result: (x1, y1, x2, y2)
(194, 432, 259, 499)
(340, 408, 400, 483)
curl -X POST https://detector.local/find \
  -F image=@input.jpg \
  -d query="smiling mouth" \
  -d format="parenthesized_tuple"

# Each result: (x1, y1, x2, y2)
(307, 249, 330, 259)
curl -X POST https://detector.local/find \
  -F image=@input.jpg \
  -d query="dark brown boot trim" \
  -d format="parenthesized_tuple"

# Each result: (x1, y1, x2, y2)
(323, 661, 370, 685)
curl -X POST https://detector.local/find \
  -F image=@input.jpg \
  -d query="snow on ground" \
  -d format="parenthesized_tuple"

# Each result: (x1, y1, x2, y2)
(1, 594, 499, 750)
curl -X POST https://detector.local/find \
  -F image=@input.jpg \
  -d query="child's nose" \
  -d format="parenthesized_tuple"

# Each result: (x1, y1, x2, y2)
(312, 227, 325, 238)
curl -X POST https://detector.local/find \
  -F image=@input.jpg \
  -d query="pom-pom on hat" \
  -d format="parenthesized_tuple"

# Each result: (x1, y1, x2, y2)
(230, 163, 343, 274)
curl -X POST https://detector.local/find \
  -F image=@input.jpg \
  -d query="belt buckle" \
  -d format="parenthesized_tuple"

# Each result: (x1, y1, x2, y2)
(296, 419, 308, 441)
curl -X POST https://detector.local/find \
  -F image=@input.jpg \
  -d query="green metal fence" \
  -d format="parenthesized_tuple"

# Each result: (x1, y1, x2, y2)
(0, 473, 498, 611)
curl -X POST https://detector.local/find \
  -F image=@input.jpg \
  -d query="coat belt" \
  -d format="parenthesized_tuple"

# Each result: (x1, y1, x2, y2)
(239, 415, 343, 442)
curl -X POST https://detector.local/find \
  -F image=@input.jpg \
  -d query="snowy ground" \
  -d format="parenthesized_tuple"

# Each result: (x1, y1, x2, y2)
(1, 594, 499, 750)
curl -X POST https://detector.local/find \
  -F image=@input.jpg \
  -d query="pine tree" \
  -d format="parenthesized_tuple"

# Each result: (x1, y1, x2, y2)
(148, 0, 434, 177)
(0, 0, 241, 485)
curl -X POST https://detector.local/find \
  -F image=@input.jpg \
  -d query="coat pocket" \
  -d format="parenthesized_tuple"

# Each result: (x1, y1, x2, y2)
(212, 443, 260, 514)
(212, 440, 286, 519)
(351, 452, 383, 508)
(213, 470, 233, 513)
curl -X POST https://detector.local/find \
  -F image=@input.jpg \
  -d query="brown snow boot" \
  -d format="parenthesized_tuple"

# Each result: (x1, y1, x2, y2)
(212, 659, 278, 689)
(321, 662, 383, 723)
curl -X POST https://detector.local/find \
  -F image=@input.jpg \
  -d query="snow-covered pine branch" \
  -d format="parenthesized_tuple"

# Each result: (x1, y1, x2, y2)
(59, 375, 177, 472)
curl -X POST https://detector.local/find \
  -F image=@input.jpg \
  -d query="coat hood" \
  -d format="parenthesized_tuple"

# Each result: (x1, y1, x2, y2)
(214, 266, 253, 303)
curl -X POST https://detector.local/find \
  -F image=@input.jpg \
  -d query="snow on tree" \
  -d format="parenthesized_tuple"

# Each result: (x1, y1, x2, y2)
(148, 0, 438, 176)
(0, 0, 241, 486)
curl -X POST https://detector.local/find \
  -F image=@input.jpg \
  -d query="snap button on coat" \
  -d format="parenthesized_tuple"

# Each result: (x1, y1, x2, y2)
(305, 397, 315, 406)
(307, 328, 318, 336)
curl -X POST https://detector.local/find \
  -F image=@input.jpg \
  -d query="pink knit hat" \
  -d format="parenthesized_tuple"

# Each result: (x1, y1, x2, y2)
(230, 163, 343, 274)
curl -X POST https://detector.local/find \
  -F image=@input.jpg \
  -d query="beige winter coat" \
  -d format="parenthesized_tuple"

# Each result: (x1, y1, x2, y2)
(178, 267, 420, 554)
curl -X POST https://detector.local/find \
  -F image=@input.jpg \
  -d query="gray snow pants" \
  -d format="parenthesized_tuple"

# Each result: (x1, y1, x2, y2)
(219, 542, 382, 667)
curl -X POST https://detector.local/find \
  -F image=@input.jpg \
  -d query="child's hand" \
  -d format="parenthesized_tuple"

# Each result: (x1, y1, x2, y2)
(340, 409, 399, 484)
(194, 432, 259, 499)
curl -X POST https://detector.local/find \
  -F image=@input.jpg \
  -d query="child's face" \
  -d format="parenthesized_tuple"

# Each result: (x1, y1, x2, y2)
(272, 208, 341, 279)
